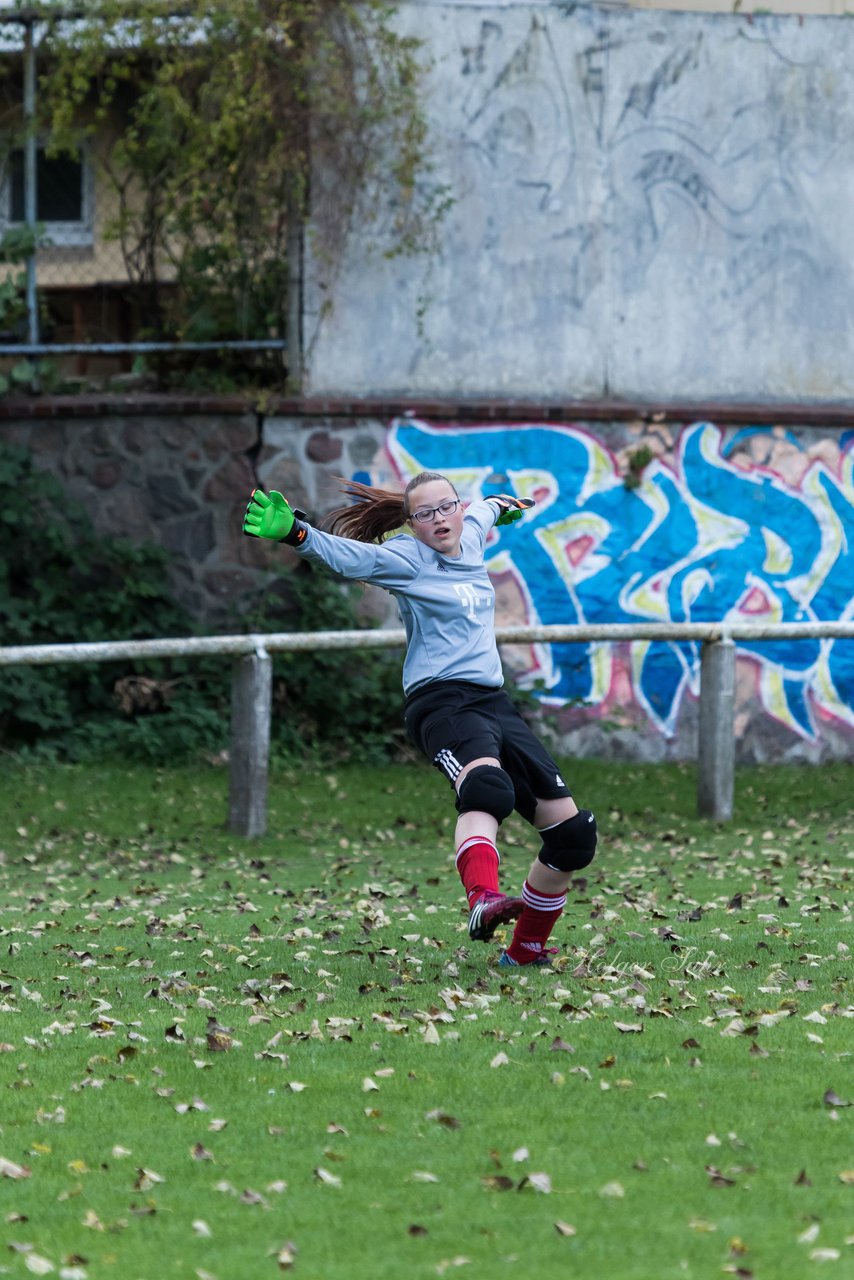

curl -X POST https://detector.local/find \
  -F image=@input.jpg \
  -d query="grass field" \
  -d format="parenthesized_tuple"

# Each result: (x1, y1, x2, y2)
(1, 756, 853, 1280)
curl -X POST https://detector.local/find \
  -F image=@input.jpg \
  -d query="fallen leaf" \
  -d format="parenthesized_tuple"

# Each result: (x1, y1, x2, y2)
(0, 1156, 31, 1179)
(206, 1030, 233, 1053)
(408, 1224, 428, 1237)
(24, 1255, 54, 1275)
(599, 1181, 625, 1198)
(823, 1089, 850, 1108)
(192, 1219, 212, 1238)
(314, 1167, 342, 1188)
(481, 1175, 514, 1191)
(554, 1221, 577, 1237)
(275, 1241, 298, 1270)
(490, 1052, 510, 1068)
(425, 1110, 460, 1130)
(614, 1022, 643, 1034)
(133, 1168, 165, 1192)
(520, 1172, 552, 1194)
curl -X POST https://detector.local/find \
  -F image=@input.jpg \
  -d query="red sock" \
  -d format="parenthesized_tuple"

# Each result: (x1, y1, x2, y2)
(506, 880, 566, 963)
(455, 836, 500, 908)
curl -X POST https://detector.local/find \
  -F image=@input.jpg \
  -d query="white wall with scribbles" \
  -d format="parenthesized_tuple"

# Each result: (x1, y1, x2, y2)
(304, 2, 854, 404)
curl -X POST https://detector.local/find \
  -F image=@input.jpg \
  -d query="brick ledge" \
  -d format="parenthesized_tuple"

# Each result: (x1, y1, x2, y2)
(1, 392, 854, 426)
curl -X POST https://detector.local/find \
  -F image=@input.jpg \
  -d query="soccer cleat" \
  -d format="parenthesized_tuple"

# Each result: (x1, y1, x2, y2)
(468, 892, 524, 942)
(498, 947, 558, 969)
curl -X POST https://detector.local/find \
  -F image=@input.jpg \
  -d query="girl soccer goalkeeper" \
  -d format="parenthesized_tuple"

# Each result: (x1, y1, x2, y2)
(243, 471, 597, 967)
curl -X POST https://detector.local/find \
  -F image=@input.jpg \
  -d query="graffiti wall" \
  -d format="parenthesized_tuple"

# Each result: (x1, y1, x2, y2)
(361, 418, 854, 761)
(7, 406, 851, 763)
(306, 3, 854, 404)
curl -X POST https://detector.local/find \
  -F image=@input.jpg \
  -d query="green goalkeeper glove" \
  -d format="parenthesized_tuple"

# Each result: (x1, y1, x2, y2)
(242, 489, 309, 547)
(492, 494, 535, 527)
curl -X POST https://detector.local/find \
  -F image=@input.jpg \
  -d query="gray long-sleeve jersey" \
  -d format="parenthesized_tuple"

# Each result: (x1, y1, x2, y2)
(297, 499, 503, 696)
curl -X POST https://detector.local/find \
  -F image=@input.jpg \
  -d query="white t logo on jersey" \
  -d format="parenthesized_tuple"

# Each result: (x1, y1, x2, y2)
(454, 582, 486, 621)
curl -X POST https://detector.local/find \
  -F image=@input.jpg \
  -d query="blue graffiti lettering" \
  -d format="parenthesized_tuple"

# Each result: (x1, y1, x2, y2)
(384, 419, 854, 740)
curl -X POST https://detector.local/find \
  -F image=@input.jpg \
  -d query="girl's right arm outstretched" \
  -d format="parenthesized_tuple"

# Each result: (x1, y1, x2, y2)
(243, 488, 419, 590)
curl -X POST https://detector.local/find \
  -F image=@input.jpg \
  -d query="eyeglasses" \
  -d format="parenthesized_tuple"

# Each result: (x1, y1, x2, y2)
(409, 499, 461, 524)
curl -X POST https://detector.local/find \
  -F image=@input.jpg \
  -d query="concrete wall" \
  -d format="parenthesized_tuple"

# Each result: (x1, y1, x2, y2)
(305, 2, 854, 403)
(5, 405, 852, 764)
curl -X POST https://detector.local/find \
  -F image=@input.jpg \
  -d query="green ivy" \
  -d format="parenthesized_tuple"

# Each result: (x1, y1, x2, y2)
(0, 227, 57, 395)
(0, 442, 229, 760)
(0, 442, 404, 763)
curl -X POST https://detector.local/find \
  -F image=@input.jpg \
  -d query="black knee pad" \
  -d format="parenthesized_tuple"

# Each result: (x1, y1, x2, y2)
(537, 809, 598, 872)
(455, 764, 516, 823)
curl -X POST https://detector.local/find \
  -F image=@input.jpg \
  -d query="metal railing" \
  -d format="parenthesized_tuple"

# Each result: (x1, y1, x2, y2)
(2, 620, 853, 835)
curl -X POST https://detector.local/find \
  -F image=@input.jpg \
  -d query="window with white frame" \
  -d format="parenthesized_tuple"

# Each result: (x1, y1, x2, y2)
(1, 144, 93, 247)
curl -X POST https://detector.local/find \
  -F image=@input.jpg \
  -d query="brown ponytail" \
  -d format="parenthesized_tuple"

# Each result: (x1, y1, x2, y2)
(321, 472, 458, 544)
(321, 479, 407, 542)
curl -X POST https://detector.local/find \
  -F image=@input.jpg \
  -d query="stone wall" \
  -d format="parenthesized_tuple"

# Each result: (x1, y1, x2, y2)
(3, 399, 852, 765)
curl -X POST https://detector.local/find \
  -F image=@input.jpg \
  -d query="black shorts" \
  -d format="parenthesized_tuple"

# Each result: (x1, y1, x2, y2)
(404, 679, 571, 825)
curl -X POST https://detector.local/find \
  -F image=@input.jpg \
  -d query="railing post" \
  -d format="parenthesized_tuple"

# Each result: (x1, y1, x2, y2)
(23, 16, 39, 348)
(228, 649, 272, 837)
(697, 636, 736, 821)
